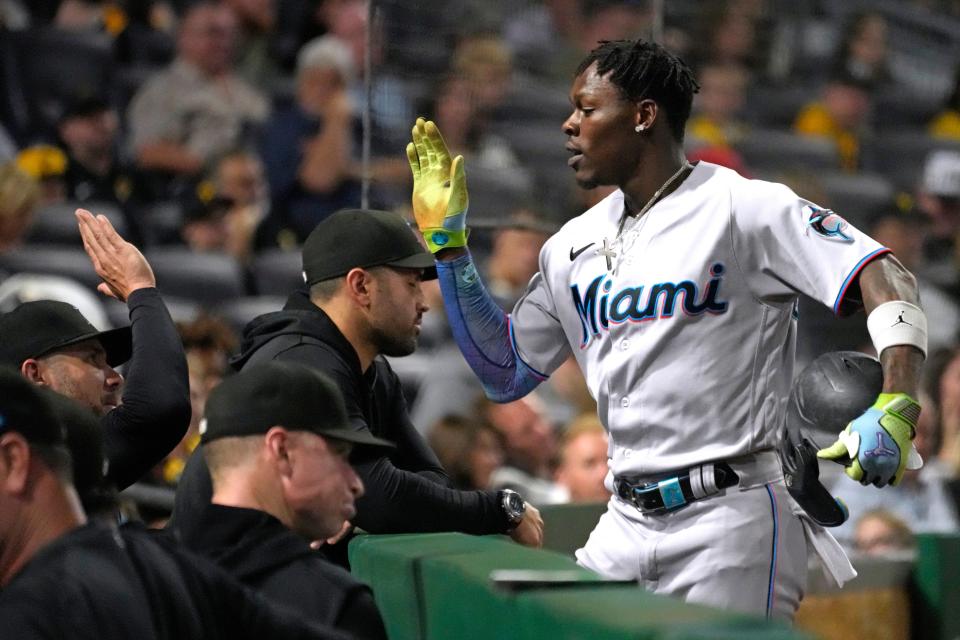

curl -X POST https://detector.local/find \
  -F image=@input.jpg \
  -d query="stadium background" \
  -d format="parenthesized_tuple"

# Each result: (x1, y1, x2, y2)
(3, 1, 960, 638)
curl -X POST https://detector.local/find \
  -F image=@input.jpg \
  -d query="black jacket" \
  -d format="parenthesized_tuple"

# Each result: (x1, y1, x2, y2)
(178, 503, 387, 639)
(171, 291, 509, 550)
(0, 522, 349, 640)
(104, 287, 191, 489)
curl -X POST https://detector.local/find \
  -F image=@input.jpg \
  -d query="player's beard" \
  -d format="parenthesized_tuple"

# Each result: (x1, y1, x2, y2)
(371, 324, 418, 358)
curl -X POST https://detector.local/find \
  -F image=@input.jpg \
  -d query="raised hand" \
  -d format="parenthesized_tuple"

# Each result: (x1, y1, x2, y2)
(406, 117, 469, 253)
(76, 208, 155, 301)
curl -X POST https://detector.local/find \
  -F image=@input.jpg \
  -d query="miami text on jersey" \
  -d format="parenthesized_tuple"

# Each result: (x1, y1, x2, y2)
(570, 263, 729, 347)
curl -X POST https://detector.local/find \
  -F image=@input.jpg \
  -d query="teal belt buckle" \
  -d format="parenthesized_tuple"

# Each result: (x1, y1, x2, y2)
(658, 477, 686, 510)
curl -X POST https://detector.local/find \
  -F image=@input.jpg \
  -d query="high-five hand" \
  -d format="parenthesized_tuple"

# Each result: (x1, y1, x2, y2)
(406, 117, 469, 253)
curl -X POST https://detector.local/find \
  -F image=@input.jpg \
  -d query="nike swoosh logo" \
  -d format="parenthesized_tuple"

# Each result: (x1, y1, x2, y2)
(569, 242, 595, 261)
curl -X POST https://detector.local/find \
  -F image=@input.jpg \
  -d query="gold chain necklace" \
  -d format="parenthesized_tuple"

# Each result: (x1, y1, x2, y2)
(599, 162, 692, 273)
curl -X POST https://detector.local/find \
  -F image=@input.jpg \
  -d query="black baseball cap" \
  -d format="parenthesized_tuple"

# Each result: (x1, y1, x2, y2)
(302, 209, 437, 285)
(0, 368, 66, 447)
(0, 300, 132, 368)
(201, 361, 394, 449)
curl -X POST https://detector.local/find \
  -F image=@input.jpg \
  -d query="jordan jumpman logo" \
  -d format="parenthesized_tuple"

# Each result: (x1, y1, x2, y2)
(863, 432, 897, 458)
(891, 311, 912, 327)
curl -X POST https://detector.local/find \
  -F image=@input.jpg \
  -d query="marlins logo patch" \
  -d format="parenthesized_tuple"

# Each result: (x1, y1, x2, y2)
(805, 205, 853, 243)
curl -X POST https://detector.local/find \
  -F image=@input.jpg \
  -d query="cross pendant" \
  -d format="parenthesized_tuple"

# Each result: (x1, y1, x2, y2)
(598, 237, 617, 271)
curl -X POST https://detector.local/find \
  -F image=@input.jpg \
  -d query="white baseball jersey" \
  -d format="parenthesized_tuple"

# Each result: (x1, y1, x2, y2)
(511, 162, 888, 478)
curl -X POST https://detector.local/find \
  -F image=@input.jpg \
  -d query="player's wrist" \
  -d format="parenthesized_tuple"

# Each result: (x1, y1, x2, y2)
(422, 227, 468, 254)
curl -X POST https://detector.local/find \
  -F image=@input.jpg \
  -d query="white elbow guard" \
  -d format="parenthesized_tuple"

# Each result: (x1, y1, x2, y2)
(866, 301, 927, 359)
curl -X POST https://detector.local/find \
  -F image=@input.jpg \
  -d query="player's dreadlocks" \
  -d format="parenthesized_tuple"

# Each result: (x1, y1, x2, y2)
(576, 39, 700, 143)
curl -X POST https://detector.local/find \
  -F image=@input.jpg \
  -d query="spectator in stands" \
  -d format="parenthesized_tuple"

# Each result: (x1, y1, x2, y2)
(224, 0, 280, 88)
(482, 210, 552, 311)
(0, 370, 350, 640)
(554, 414, 610, 503)
(211, 149, 272, 256)
(477, 394, 568, 505)
(0, 162, 40, 253)
(686, 61, 750, 150)
(831, 11, 892, 90)
(865, 206, 959, 354)
(127, 1, 269, 183)
(157, 314, 239, 487)
(172, 209, 544, 567)
(932, 348, 960, 477)
(260, 35, 360, 242)
(15, 144, 68, 205)
(452, 35, 515, 118)
(0, 209, 190, 491)
(853, 509, 915, 556)
(688, 0, 770, 75)
(793, 67, 874, 171)
(54, 0, 128, 35)
(176, 362, 389, 639)
(180, 187, 233, 256)
(504, 0, 583, 83)
(428, 415, 504, 491)
(57, 97, 140, 208)
(426, 73, 532, 190)
(324, 0, 414, 152)
(929, 64, 960, 140)
(915, 150, 960, 269)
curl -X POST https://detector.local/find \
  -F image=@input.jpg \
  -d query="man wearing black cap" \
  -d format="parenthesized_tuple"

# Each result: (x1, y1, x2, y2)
(177, 362, 389, 639)
(57, 96, 140, 206)
(0, 370, 350, 640)
(173, 208, 543, 561)
(0, 209, 190, 489)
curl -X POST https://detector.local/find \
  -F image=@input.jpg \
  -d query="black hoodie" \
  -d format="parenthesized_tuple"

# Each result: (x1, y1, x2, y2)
(171, 291, 510, 563)
(178, 503, 386, 639)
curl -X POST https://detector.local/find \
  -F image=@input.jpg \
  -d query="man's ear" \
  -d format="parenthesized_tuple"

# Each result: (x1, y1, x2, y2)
(20, 359, 45, 385)
(264, 427, 293, 477)
(634, 98, 658, 132)
(0, 433, 33, 495)
(344, 267, 375, 307)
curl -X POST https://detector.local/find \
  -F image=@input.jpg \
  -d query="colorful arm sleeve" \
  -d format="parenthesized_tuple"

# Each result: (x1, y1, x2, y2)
(436, 252, 547, 402)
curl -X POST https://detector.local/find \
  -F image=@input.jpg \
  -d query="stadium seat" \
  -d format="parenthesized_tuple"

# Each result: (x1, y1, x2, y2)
(861, 132, 960, 192)
(818, 171, 896, 227)
(215, 295, 286, 334)
(0, 245, 102, 291)
(138, 200, 184, 246)
(488, 121, 568, 170)
(251, 248, 303, 296)
(145, 248, 247, 305)
(24, 201, 128, 245)
(734, 129, 841, 173)
(0, 27, 114, 140)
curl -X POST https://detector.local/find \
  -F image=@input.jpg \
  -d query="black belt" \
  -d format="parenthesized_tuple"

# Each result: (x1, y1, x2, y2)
(614, 462, 739, 514)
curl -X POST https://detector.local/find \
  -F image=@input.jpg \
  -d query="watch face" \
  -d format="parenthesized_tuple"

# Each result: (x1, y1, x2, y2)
(506, 492, 525, 518)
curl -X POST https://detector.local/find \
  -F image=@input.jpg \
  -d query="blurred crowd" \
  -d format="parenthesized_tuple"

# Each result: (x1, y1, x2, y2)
(3, 0, 960, 566)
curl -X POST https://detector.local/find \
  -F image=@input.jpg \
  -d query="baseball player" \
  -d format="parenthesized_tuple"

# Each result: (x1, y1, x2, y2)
(405, 39, 926, 621)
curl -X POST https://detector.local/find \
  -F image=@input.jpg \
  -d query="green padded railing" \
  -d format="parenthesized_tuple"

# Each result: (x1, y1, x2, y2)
(349, 532, 812, 640)
(912, 533, 960, 640)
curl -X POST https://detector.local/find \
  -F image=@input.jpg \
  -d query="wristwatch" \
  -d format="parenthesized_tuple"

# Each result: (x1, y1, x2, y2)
(499, 489, 526, 530)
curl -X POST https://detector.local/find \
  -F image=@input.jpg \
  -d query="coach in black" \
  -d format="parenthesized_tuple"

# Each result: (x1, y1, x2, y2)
(0, 370, 349, 640)
(0, 209, 190, 489)
(172, 209, 542, 561)
(178, 362, 390, 639)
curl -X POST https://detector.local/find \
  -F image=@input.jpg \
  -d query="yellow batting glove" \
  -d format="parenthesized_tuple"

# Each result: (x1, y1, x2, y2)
(406, 117, 469, 253)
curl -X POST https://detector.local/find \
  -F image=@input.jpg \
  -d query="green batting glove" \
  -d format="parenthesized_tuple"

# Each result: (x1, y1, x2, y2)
(406, 117, 469, 253)
(817, 393, 923, 487)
